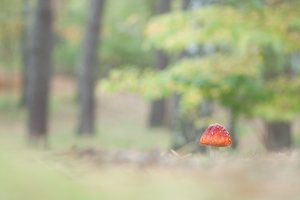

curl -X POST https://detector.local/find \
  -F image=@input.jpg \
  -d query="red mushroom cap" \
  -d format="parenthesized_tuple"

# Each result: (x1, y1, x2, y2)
(199, 123, 231, 147)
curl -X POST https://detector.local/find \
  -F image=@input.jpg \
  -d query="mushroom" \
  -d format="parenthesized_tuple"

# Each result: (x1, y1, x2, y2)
(199, 123, 231, 147)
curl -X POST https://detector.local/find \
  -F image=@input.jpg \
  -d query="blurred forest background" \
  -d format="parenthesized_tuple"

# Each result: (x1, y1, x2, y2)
(1, 0, 300, 199)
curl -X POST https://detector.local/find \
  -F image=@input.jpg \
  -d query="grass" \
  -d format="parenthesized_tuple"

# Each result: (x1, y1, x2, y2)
(1, 138, 300, 200)
(0, 147, 101, 200)
(1, 91, 300, 200)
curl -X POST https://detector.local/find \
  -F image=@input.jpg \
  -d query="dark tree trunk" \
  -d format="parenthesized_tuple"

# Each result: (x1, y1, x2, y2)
(261, 47, 293, 151)
(170, 95, 207, 153)
(181, 0, 191, 9)
(148, 50, 168, 127)
(155, 49, 169, 71)
(169, 0, 209, 153)
(20, 0, 31, 107)
(264, 121, 292, 151)
(149, 98, 166, 127)
(148, 0, 171, 128)
(77, 0, 105, 135)
(28, 0, 53, 145)
(156, 0, 171, 13)
(228, 113, 238, 149)
(170, 94, 185, 149)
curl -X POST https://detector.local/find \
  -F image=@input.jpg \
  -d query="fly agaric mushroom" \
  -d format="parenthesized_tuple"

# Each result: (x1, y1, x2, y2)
(199, 123, 231, 147)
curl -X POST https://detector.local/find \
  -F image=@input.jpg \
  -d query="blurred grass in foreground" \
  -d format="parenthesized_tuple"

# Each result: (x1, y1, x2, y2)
(1, 93, 300, 200)
(0, 137, 222, 200)
(0, 144, 96, 200)
(1, 132, 300, 200)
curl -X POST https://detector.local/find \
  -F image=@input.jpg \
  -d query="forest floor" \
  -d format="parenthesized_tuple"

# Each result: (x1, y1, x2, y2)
(0, 74, 300, 200)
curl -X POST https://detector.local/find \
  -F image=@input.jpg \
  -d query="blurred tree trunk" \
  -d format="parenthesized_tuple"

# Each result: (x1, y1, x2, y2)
(170, 0, 208, 152)
(170, 0, 223, 152)
(262, 47, 293, 151)
(77, 0, 105, 135)
(20, 0, 31, 107)
(169, 0, 190, 150)
(170, 96, 209, 153)
(169, 94, 185, 149)
(263, 81, 293, 151)
(28, 0, 53, 146)
(228, 112, 238, 149)
(264, 121, 292, 151)
(148, 0, 171, 128)
(181, 0, 191, 9)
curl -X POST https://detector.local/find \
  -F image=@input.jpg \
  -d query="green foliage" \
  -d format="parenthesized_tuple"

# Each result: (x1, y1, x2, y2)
(54, 1, 86, 73)
(0, 0, 154, 73)
(101, 0, 153, 69)
(103, 1, 300, 121)
(0, 0, 22, 69)
(54, 0, 153, 74)
(146, 3, 300, 53)
(255, 76, 300, 121)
